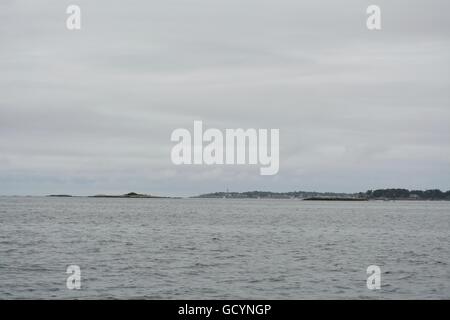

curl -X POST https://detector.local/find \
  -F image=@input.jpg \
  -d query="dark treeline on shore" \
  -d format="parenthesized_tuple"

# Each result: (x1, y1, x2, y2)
(195, 189, 450, 200)
(45, 189, 450, 200)
(365, 189, 450, 200)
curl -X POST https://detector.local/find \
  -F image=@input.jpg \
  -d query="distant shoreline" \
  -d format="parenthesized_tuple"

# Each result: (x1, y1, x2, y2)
(2, 195, 449, 201)
(31, 188, 450, 201)
(303, 197, 368, 201)
(193, 188, 450, 201)
(46, 192, 178, 199)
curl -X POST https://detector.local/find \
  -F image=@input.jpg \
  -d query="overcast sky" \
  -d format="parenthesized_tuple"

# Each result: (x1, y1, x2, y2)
(0, 0, 449, 196)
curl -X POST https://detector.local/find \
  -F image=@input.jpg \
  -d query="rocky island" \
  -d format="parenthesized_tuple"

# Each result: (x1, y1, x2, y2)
(90, 192, 169, 198)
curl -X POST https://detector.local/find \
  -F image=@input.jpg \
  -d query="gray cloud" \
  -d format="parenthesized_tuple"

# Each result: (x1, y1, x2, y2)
(0, 0, 449, 195)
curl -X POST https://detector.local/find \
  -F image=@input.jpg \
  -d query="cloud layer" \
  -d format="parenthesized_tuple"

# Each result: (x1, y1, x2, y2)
(1, 0, 449, 195)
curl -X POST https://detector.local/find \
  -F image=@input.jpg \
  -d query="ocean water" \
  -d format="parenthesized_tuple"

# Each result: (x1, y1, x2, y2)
(0, 197, 449, 299)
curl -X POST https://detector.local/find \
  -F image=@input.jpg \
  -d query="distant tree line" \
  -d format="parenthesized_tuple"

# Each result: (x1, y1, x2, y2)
(195, 190, 352, 199)
(196, 189, 450, 200)
(365, 189, 450, 200)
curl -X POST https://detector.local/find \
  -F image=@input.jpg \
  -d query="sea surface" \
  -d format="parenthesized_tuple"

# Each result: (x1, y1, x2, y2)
(0, 197, 449, 299)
